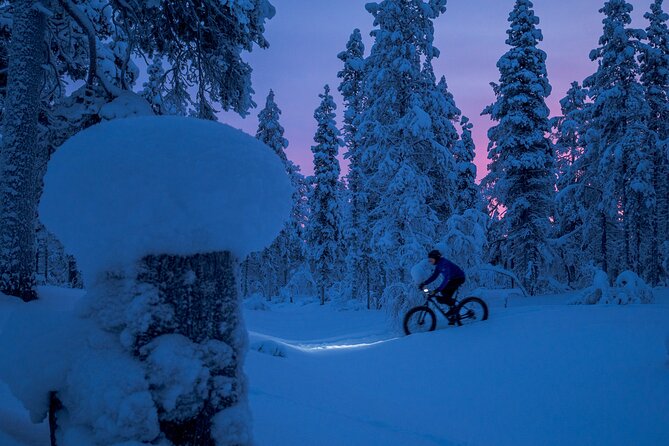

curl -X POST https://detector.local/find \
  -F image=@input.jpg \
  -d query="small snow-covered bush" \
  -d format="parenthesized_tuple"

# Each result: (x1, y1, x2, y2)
(572, 269, 613, 305)
(571, 270, 654, 305)
(383, 282, 424, 330)
(614, 271, 654, 304)
(279, 264, 317, 304)
(243, 293, 270, 311)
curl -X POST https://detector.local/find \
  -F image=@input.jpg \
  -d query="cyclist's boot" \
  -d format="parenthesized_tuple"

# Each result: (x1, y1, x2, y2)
(446, 305, 457, 325)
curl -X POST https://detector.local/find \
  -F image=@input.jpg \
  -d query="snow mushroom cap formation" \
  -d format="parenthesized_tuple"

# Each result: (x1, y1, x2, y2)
(40, 116, 293, 283)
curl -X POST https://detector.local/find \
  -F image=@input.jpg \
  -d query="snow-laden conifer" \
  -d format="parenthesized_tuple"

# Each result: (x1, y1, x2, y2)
(142, 56, 167, 115)
(338, 29, 369, 303)
(552, 82, 590, 285)
(246, 90, 308, 298)
(453, 116, 481, 214)
(256, 90, 289, 162)
(640, 0, 669, 283)
(354, 0, 447, 300)
(306, 85, 344, 305)
(113, 0, 276, 117)
(579, 0, 652, 278)
(481, 0, 555, 293)
(418, 63, 460, 225)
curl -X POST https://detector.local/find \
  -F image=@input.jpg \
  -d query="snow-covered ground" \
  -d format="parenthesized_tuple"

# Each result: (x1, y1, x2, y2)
(1, 288, 668, 445)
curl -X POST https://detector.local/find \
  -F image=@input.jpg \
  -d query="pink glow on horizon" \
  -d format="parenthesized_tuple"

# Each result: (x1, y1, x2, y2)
(219, 0, 650, 181)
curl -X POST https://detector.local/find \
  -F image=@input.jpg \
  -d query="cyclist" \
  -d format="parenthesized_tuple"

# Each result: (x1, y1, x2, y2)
(419, 250, 465, 321)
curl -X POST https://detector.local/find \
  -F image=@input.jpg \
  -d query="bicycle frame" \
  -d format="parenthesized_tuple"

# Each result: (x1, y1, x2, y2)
(421, 290, 459, 320)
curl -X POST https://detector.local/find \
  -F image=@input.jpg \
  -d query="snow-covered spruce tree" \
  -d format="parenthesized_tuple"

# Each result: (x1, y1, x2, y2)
(112, 0, 276, 117)
(337, 28, 368, 303)
(256, 90, 288, 162)
(640, 0, 669, 284)
(306, 85, 344, 305)
(355, 0, 447, 305)
(579, 0, 652, 279)
(551, 81, 590, 285)
(453, 116, 481, 214)
(35, 224, 81, 287)
(481, 0, 555, 294)
(142, 56, 168, 115)
(418, 62, 460, 226)
(245, 90, 308, 299)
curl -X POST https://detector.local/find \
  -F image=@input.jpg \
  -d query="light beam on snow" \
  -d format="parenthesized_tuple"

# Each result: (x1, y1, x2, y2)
(294, 339, 398, 352)
(248, 331, 398, 353)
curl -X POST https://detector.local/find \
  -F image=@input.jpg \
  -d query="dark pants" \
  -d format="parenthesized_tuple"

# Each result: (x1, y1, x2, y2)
(437, 276, 465, 306)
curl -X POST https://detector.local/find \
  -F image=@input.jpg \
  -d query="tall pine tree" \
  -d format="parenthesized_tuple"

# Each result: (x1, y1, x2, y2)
(256, 90, 289, 161)
(306, 85, 344, 305)
(552, 81, 589, 285)
(640, 0, 669, 283)
(355, 0, 447, 300)
(578, 0, 651, 279)
(337, 29, 368, 303)
(481, 0, 555, 293)
(453, 115, 480, 214)
(246, 90, 308, 298)
(419, 62, 460, 227)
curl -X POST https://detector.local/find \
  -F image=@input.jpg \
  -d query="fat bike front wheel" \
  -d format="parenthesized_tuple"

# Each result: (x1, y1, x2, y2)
(403, 306, 437, 335)
(454, 297, 489, 326)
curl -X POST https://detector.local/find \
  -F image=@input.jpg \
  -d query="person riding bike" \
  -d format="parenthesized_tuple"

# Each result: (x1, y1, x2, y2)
(419, 250, 465, 320)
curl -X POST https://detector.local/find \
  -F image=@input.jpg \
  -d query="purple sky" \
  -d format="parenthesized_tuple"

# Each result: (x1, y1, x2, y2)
(220, 0, 651, 179)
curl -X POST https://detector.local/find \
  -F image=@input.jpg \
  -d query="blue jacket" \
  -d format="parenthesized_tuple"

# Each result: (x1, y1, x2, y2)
(423, 257, 465, 291)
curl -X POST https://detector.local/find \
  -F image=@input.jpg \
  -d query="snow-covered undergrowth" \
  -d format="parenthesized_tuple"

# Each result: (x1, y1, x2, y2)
(573, 270, 655, 305)
(2, 288, 668, 446)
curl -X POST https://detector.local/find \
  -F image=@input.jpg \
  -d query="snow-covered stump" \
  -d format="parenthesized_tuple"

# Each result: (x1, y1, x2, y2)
(38, 116, 292, 446)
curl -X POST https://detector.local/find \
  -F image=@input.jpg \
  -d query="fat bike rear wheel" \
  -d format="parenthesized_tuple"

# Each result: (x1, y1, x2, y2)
(454, 297, 488, 326)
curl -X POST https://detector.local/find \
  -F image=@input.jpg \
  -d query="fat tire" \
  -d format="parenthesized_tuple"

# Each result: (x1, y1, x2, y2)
(403, 305, 437, 335)
(454, 297, 488, 326)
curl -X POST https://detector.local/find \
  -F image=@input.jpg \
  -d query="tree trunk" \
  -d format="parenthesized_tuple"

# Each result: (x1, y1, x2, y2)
(48, 392, 62, 446)
(136, 251, 249, 446)
(0, 0, 46, 301)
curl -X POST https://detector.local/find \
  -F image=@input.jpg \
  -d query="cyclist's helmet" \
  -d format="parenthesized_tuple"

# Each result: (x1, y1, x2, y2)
(428, 250, 442, 261)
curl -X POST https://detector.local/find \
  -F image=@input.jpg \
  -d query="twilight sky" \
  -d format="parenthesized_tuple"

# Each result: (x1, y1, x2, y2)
(219, 0, 651, 179)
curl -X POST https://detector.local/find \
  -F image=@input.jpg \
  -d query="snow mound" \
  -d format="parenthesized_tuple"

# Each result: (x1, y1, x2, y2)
(0, 304, 91, 423)
(99, 91, 153, 120)
(243, 293, 270, 311)
(572, 270, 654, 305)
(40, 116, 293, 283)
